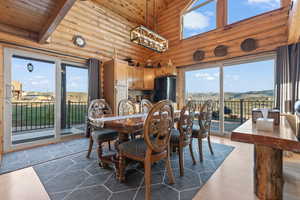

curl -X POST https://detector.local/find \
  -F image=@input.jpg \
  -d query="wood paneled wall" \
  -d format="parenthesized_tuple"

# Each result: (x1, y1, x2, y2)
(0, 1, 151, 63)
(150, 0, 290, 67)
(0, 0, 152, 155)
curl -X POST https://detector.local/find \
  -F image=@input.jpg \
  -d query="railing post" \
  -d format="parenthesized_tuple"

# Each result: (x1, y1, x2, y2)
(67, 100, 71, 128)
(240, 99, 244, 124)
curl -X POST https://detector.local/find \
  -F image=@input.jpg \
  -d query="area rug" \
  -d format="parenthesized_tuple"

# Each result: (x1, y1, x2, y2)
(32, 140, 234, 200)
(0, 138, 90, 174)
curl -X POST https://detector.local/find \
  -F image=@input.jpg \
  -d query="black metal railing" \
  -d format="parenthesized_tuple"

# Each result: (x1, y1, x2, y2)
(189, 99, 274, 124)
(12, 101, 87, 132)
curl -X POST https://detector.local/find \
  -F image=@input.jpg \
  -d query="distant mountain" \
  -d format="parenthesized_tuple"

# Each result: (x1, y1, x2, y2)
(188, 90, 274, 100)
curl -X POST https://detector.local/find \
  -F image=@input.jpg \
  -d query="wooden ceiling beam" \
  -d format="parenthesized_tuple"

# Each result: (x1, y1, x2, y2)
(38, 0, 77, 44)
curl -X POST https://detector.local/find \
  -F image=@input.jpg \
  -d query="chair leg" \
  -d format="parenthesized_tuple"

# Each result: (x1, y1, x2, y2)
(189, 139, 196, 165)
(166, 145, 175, 184)
(118, 152, 125, 182)
(144, 159, 152, 200)
(86, 136, 94, 158)
(178, 145, 184, 176)
(207, 135, 214, 155)
(97, 142, 103, 167)
(198, 138, 203, 162)
(108, 140, 111, 150)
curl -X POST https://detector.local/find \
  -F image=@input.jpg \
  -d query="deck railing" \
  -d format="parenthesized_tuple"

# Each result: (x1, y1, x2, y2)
(12, 101, 87, 132)
(189, 99, 274, 123)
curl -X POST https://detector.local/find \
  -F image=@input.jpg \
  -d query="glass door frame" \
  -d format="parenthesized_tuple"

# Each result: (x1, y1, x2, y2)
(182, 52, 276, 135)
(3, 48, 62, 152)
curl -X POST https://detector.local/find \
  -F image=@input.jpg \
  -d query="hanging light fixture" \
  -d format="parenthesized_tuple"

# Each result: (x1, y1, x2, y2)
(27, 63, 34, 72)
(130, 25, 168, 53)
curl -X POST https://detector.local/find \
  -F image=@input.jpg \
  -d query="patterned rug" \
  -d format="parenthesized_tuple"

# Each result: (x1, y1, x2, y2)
(30, 139, 234, 200)
(0, 138, 89, 174)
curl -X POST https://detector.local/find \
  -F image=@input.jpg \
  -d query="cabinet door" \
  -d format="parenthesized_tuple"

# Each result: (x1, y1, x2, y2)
(144, 68, 154, 90)
(127, 66, 134, 89)
(115, 62, 128, 86)
(137, 67, 144, 89)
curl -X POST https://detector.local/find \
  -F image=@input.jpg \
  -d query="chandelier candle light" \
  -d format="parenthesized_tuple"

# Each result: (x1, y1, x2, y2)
(130, 25, 168, 53)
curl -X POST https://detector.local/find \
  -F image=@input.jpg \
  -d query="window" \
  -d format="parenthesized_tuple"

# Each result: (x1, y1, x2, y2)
(182, 0, 217, 39)
(228, 0, 281, 24)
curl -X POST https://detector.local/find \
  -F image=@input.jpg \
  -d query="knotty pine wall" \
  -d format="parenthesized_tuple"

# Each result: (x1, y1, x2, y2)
(0, 0, 151, 156)
(150, 0, 289, 67)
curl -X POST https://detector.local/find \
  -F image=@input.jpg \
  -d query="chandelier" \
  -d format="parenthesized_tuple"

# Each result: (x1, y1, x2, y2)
(130, 25, 168, 53)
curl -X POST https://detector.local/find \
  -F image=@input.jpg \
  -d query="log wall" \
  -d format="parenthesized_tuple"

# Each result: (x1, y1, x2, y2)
(150, 0, 290, 67)
(0, 0, 151, 156)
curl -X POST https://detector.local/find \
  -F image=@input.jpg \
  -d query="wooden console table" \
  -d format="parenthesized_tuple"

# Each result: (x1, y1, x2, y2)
(231, 116, 300, 200)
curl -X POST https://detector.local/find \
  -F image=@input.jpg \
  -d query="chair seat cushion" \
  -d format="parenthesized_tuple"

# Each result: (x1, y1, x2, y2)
(192, 124, 208, 138)
(170, 128, 189, 144)
(119, 138, 159, 157)
(92, 128, 118, 141)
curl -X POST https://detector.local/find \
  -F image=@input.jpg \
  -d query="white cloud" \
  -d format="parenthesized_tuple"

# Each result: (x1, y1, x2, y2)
(183, 11, 210, 30)
(31, 80, 49, 85)
(247, 0, 280, 9)
(34, 75, 45, 79)
(195, 72, 216, 81)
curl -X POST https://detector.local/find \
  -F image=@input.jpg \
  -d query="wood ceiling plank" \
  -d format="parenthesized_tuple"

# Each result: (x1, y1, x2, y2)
(38, 0, 77, 44)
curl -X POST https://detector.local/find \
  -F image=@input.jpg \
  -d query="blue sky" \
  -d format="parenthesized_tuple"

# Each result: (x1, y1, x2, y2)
(185, 59, 274, 93)
(183, 0, 280, 38)
(12, 57, 88, 93)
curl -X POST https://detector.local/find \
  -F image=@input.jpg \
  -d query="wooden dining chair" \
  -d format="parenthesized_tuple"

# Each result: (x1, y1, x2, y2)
(140, 99, 153, 113)
(170, 101, 197, 176)
(190, 100, 214, 162)
(118, 100, 175, 200)
(86, 99, 118, 167)
(117, 99, 136, 116)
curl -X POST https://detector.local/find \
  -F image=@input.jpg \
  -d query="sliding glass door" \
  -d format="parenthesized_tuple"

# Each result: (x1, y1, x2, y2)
(3, 48, 87, 151)
(223, 59, 275, 133)
(61, 64, 88, 136)
(185, 67, 221, 134)
(184, 54, 275, 135)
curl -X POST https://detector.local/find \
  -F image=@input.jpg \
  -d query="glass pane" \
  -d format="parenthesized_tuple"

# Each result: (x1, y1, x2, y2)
(185, 67, 221, 134)
(223, 59, 275, 133)
(183, 0, 216, 39)
(228, 0, 280, 24)
(61, 65, 88, 136)
(11, 56, 55, 144)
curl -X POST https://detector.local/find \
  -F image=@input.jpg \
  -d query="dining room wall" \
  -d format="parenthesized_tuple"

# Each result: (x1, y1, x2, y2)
(0, 0, 153, 155)
(149, 0, 290, 68)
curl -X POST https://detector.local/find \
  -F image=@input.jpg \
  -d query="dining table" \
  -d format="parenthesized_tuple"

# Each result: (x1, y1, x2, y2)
(89, 110, 181, 177)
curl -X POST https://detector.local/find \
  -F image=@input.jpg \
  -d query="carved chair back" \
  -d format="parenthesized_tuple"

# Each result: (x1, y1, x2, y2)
(118, 99, 136, 116)
(140, 99, 153, 114)
(178, 101, 196, 141)
(144, 100, 174, 152)
(88, 99, 112, 121)
(198, 100, 213, 132)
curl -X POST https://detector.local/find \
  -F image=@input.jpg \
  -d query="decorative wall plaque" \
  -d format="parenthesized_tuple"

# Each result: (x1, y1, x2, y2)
(193, 50, 205, 61)
(241, 38, 257, 52)
(214, 45, 228, 57)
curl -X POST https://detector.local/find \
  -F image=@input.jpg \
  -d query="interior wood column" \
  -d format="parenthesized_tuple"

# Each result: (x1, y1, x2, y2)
(254, 144, 283, 200)
(217, 0, 227, 28)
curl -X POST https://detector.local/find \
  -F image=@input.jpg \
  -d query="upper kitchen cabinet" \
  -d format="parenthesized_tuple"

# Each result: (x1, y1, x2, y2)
(143, 68, 155, 90)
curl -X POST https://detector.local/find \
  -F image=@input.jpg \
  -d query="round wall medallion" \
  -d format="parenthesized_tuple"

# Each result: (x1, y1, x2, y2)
(73, 35, 86, 47)
(193, 50, 205, 61)
(214, 45, 228, 57)
(241, 38, 257, 52)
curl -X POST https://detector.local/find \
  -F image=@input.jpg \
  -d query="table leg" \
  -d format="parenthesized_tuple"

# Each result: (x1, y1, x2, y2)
(115, 132, 130, 180)
(254, 144, 283, 200)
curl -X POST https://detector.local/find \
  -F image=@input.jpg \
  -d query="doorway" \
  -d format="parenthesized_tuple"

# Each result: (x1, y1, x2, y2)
(3, 48, 88, 151)
(184, 54, 275, 135)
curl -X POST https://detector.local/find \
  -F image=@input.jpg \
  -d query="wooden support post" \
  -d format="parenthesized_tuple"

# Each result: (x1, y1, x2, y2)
(254, 144, 283, 200)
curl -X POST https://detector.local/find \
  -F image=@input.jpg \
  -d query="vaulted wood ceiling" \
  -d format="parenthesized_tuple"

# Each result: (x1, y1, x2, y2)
(0, 0, 172, 43)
